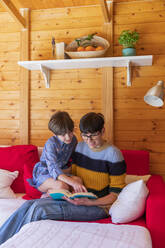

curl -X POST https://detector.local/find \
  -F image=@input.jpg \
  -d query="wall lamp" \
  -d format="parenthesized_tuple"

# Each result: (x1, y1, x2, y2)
(144, 80, 164, 107)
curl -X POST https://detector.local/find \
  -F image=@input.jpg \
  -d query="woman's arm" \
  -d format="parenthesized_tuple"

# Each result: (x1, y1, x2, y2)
(64, 192, 118, 206)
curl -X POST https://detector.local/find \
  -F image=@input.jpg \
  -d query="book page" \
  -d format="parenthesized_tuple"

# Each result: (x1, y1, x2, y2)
(49, 190, 97, 200)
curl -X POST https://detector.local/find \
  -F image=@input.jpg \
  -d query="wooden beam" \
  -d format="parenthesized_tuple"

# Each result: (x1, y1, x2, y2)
(99, 0, 110, 23)
(103, 1, 113, 57)
(20, 8, 30, 144)
(102, 67, 114, 143)
(102, 1, 114, 143)
(0, 0, 26, 28)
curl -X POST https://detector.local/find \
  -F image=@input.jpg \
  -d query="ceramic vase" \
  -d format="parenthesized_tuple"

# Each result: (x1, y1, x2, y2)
(122, 47, 136, 56)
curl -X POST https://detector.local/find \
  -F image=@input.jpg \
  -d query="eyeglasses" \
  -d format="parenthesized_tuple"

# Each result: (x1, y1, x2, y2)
(81, 132, 100, 141)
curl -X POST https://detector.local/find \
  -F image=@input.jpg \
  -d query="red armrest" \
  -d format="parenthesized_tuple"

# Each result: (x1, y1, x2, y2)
(146, 175, 165, 248)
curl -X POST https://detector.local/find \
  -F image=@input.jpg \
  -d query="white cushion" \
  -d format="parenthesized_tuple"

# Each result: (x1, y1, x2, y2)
(109, 180, 149, 223)
(0, 169, 19, 198)
(125, 174, 151, 184)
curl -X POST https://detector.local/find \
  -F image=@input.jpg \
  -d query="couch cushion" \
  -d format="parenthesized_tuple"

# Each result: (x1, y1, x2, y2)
(0, 145, 39, 193)
(109, 180, 149, 223)
(125, 174, 151, 184)
(23, 163, 42, 199)
(121, 150, 149, 175)
(0, 169, 19, 198)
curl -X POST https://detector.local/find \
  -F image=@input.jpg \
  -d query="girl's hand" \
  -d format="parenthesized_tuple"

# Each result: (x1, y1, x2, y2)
(63, 197, 95, 206)
(71, 180, 87, 193)
(58, 174, 87, 193)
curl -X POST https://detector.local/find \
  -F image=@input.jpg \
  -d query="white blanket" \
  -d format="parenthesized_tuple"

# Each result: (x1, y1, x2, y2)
(1, 220, 152, 248)
(0, 198, 26, 227)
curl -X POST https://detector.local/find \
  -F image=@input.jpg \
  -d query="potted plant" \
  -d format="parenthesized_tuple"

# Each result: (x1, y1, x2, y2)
(118, 30, 139, 56)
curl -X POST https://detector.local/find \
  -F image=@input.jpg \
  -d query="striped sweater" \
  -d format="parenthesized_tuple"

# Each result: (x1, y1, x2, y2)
(72, 141, 126, 198)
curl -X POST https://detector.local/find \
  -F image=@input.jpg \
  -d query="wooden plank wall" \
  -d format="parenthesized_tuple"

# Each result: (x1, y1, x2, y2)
(0, 12, 20, 144)
(113, 0, 165, 179)
(30, 5, 105, 144)
(0, 0, 165, 179)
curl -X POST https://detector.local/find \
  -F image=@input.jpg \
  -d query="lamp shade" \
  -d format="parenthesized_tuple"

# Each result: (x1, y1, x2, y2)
(144, 80, 164, 107)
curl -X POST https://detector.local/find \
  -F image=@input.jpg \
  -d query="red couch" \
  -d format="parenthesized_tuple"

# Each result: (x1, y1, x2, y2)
(0, 145, 164, 248)
(93, 150, 165, 248)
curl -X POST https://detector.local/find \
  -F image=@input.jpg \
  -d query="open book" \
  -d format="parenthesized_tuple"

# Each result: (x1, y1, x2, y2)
(49, 190, 97, 200)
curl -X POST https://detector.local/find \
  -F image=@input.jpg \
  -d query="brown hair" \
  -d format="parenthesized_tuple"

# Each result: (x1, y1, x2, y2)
(48, 111, 74, 135)
(79, 112, 104, 134)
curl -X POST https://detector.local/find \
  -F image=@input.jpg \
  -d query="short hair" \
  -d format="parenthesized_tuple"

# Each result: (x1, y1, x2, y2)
(48, 111, 74, 135)
(79, 112, 104, 134)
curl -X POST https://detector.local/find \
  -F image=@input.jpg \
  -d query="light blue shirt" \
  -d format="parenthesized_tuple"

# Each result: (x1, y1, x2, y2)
(29, 135, 77, 188)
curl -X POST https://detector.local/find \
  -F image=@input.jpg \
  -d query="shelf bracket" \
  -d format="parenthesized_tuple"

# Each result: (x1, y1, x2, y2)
(126, 60, 131, 87)
(40, 64, 50, 88)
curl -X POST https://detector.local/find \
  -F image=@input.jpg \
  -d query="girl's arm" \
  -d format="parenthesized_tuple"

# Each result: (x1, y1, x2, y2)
(44, 139, 86, 192)
(44, 139, 70, 180)
(58, 173, 87, 193)
(62, 167, 72, 174)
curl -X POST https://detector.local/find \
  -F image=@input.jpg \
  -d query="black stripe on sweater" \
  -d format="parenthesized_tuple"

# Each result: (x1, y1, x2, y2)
(72, 152, 126, 175)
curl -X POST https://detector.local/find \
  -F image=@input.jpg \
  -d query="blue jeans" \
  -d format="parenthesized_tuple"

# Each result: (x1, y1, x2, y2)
(0, 198, 109, 245)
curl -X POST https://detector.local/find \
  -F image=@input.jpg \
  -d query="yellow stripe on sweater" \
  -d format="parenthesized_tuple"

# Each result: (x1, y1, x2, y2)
(72, 164, 108, 190)
(72, 164, 125, 191)
(110, 174, 126, 190)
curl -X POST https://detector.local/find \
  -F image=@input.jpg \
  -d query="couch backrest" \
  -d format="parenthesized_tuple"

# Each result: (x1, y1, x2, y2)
(121, 150, 150, 175)
(0, 145, 150, 194)
(0, 145, 39, 193)
(32, 148, 151, 176)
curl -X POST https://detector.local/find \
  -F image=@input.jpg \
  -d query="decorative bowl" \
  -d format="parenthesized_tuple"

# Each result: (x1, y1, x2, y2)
(65, 35, 110, 59)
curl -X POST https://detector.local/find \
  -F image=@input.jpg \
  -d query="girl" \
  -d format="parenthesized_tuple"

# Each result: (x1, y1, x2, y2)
(28, 111, 86, 196)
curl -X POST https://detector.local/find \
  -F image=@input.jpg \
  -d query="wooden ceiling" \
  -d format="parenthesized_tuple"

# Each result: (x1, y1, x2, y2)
(0, 0, 141, 12)
(0, 0, 102, 11)
(0, 0, 112, 28)
(0, 0, 139, 28)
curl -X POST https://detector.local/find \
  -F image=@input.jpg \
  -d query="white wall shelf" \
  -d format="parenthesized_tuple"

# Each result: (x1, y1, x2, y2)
(18, 55, 153, 88)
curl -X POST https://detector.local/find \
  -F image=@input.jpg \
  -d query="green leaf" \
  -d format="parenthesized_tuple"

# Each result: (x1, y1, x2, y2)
(118, 30, 139, 48)
(75, 33, 97, 46)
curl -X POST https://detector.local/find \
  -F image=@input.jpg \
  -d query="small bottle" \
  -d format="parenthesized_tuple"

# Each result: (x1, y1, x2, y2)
(52, 37, 56, 58)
